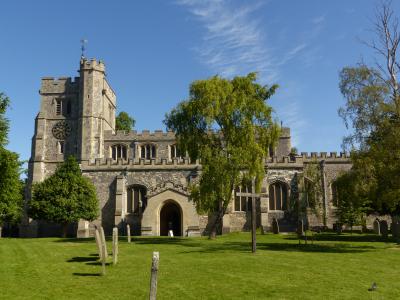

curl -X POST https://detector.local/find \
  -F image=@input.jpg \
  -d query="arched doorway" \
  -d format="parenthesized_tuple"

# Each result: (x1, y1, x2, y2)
(160, 201, 182, 236)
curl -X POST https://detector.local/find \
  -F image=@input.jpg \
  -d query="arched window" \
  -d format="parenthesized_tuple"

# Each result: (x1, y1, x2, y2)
(111, 144, 127, 160)
(269, 182, 288, 210)
(140, 144, 156, 159)
(234, 184, 256, 212)
(169, 144, 182, 159)
(127, 185, 147, 213)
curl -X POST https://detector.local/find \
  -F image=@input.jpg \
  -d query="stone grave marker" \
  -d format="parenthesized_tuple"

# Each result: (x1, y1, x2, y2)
(94, 228, 103, 260)
(149, 251, 159, 300)
(373, 219, 381, 235)
(101, 236, 107, 276)
(100, 226, 108, 259)
(272, 218, 279, 234)
(127, 224, 131, 243)
(392, 222, 400, 239)
(112, 227, 118, 265)
(380, 220, 388, 238)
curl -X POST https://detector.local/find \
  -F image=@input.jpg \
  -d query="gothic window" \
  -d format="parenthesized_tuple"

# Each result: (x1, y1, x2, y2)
(140, 144, 156, 159)
(269, 182, 288, 210)
(127, 185, 147, 213)
(234, 184, 255, 212)
(111, 144, 127, 160)
(56, 99, 62, 115)
(57, 141, 65, 154)
(169, 144, 182, 159)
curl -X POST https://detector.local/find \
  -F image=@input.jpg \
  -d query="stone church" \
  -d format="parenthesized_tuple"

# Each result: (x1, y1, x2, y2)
(23, 58, 353, 237)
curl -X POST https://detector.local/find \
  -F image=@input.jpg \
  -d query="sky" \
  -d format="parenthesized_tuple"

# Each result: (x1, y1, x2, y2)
(1, 0, 400, 163)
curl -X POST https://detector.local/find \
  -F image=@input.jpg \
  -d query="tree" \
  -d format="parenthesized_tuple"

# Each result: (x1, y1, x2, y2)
(164, 73, 280, 238)
(338, 2, 400, 218)
(0, 92, 24, 237)
(29, 156, 99, 237)
(0, 148, 24, 237)
(0, 92, 10, 148)
(115, 111, 135, 131)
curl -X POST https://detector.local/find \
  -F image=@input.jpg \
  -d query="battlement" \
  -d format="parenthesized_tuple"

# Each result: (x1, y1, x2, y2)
(266, 152, 351, 168)
(104, 130, 176, 141)
(80, 157, 200, 171)
(80, 58, 105, 73)
(40, 77, 79, 94)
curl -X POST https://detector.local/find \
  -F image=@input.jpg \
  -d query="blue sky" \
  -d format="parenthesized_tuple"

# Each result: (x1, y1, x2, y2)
(1, 0, 399, 163)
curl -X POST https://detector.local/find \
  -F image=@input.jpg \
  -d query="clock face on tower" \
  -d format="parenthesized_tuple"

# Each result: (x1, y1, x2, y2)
(52, 121, 71, 139)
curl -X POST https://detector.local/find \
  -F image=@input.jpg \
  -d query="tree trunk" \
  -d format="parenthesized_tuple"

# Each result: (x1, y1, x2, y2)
(208, 208, 225, 240)
(0, 225, 2, 238)
(62, 223, 68, 238)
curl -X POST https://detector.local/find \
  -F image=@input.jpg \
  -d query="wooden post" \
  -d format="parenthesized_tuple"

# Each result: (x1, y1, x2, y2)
(149, 251, 159, 300)
(251, 178, 256, 253)
(112, 227, 118, 265)
(127, 224, 131, 243)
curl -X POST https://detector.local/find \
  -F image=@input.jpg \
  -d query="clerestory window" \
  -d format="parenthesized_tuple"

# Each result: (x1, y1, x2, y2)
(111, 144, 127, 160)
(169, 144, 182, 159)
(140, 144, 156, 159)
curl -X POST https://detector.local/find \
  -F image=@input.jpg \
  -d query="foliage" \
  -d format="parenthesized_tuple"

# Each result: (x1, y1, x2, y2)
(164, 73, 280, 235)
(334, 170, 371, 228)
(115, 111, 135, 131)
(297, 159, 324, 222)
(338, 2, 400, 216)
(290, 147, 298, 156)
(29, 156, 99, 233)
(0, 148, 24, 227)
(0, 92, 10, 148)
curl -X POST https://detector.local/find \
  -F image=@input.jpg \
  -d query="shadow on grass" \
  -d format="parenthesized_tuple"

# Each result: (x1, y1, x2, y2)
(73, 272, 101, 277)
(67, 256, 98, 263)
(283, 233, 395, 243)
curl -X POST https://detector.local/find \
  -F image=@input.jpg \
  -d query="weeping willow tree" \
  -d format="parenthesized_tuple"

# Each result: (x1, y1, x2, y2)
(164, 73, 280, 238)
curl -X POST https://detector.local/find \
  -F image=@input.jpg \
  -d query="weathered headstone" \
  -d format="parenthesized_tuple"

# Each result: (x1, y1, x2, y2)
(149, 251, 159, 300)
(77, 219, 89, 238)
(168, 230, 174, 237)
(272, 218, 279, 234)
(297, 220, 304, 237)
(112, 227, 118, 265)
(94, 228, 103, 260)
(101, 237, 107, 276)
(380, 220, 388, 238)
(392, 222, 400, 239)
(100, 226, 108, 259)
(373, 219, 381, 235)
(127, 224, 131, 243)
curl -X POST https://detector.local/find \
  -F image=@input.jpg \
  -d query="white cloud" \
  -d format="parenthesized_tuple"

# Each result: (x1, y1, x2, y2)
(311, 15, 325, 25)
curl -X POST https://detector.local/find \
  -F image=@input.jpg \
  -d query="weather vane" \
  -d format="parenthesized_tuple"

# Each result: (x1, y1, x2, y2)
(80, 39, 88, 58)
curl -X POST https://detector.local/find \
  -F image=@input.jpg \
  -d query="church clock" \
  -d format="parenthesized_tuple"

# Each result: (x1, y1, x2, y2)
(52, 121, 71, 139)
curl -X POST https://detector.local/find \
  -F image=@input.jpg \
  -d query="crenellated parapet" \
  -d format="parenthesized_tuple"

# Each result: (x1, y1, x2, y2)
(39, 77, 79, 95)
(266, 152, 351, 169)
(104, 129, 176, 141)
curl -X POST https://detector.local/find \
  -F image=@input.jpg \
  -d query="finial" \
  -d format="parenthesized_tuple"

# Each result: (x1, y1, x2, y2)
(80, 39, 88, 59)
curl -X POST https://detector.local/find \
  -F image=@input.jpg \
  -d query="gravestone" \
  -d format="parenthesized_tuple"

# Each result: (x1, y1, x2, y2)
(77, 220, 89, 238)
(272, 218, 279, 234)
(149, 252, 159, 300)
(112, 227, 118, 265)
(94, 228, 103, 260)
(391, 222, 400, 239)
(373, 219, 381, 235)
(297, 220, 304, 237)
(127, 224, 131, 243)
(380, 220, 388, 238)
(100, 227, 108, 259)
(168, 230, 174, 237)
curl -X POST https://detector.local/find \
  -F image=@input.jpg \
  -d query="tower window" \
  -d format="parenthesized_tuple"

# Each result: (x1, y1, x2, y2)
(56, 99, 62, 115)
(111, 144, 127, 160)
(170, 144, 182, 159)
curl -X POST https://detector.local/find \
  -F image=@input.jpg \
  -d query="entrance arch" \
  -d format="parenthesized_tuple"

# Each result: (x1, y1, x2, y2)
(160, 201, 182, 236)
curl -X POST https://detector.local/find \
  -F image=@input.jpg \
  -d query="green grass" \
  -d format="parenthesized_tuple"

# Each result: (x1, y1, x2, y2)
(1, 232, 399, 299)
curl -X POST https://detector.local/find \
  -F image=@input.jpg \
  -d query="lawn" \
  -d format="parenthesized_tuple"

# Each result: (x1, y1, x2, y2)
(0, 232, 399, 299)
